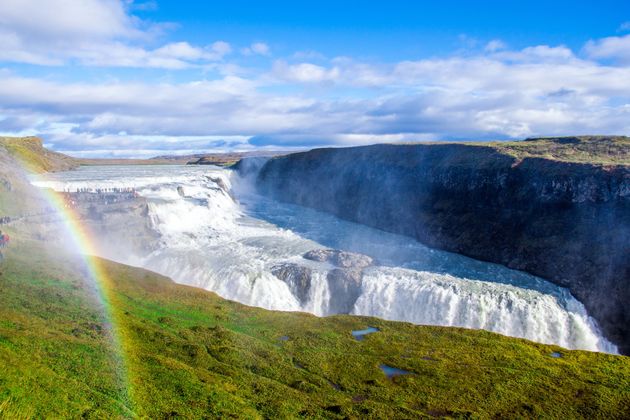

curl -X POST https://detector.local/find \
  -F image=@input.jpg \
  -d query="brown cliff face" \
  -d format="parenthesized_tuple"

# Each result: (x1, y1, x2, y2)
(253, 138, 630, 353)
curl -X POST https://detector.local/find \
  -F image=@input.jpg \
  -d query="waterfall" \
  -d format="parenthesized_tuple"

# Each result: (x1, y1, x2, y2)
(32, 164, 618, 353)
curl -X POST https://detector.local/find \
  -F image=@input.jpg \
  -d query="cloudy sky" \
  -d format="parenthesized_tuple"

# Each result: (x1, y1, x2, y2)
(1, 0, 629, 158)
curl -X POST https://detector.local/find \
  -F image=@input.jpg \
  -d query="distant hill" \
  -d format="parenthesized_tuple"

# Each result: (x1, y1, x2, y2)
(0, 136, 290, 168)
(0, 136, 79, 173)
(154, 150, 290, 166)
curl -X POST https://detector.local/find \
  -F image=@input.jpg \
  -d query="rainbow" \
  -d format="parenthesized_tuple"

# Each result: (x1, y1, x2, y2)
(23, 166, 136, 415)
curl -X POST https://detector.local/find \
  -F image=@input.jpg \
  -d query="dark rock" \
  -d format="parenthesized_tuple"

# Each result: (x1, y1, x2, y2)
(302, 249, 332, 262)
(208, 176, 229, 192)
(0, 178, 12, 191)
(271, 263, 312, 304)
(327, 268, 363, 313)
(232, 157, 272, 177)
(177, 186, 185, 197)
(324, 405, 342, 414)
(256, 140, 630, 354)
(62, 192, 160, 257)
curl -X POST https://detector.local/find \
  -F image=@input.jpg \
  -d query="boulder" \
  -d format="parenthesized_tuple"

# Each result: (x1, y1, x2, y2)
(303, 249, 373, 269)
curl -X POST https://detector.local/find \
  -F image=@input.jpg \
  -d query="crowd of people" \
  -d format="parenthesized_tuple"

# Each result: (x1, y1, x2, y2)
(62, 186, 140, 208)
(0, 216, 10, 225)
(70, 187, 137, 194)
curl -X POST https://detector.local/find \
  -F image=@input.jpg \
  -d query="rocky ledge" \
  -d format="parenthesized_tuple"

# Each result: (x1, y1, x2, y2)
(62, 191, 160, 258)
(272, 249, 374, 313)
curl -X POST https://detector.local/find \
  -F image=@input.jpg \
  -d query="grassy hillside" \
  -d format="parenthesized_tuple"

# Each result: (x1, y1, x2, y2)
(0, 136, 79, 173)
(1, 239, 629, 419)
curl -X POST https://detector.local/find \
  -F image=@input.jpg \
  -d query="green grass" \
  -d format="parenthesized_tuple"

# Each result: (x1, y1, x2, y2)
(1, 240, 629, 418)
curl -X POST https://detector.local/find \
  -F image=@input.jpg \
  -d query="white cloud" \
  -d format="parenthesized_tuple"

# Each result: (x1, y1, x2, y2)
(485, 39, 506, 52)
(619, 22, 630, 32)
(129, 1, 158, 12)
(584, 34, 630, 64)
(241, 42, 271, 56)
(292, 50, 326, 61)
(0, 0, 141, 42)
(0, 0, 231, 68)
(272, 61, 340, 83)
(1, 22, 630, 155)
(2, 40, 630, 157)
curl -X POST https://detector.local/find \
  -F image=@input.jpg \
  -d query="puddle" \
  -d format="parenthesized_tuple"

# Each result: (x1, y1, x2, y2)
(351, 327, 379, 341)
(380, 364, 412, 378)
(279, 335, 289, 341)
(550, 352, 563, 358)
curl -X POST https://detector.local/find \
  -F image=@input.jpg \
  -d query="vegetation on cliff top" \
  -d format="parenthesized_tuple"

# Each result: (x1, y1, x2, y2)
(4, 135, 629, 172)
(486, 136, 630, 165)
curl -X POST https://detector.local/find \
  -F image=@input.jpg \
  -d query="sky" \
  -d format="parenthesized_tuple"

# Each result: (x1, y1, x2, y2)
(1, 0, 630, 158)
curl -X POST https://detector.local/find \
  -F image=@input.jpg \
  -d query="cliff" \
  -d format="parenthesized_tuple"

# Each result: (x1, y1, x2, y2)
(253, 136, 630, 354)
(0, 136, 79, 173)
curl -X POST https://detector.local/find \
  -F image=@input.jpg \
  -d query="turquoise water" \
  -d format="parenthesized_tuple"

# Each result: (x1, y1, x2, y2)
(351, 327, 379, 341)
(380, 364, 412, 378)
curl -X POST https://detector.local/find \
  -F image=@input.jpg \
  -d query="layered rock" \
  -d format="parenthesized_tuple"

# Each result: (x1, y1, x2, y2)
(63, 192, 160, 258)
(303, 249, 373, 268)
(254, 138, 630, 353)
(271, 249, 374, 312)
(271, 263, 312, 305)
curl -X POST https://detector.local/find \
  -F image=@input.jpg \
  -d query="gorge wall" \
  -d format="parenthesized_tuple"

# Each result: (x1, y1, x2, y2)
(251, 138, 630, 354)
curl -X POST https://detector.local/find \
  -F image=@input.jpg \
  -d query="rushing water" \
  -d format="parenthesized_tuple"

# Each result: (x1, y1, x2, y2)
(33, 165, 618, 353)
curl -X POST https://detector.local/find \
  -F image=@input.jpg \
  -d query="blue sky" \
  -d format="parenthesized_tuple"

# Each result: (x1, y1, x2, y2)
(146, 1, 628, 55)
(1, 0, 629, 157)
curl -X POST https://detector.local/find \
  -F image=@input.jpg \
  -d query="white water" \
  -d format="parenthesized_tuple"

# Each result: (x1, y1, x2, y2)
(33, 165, 618, 353)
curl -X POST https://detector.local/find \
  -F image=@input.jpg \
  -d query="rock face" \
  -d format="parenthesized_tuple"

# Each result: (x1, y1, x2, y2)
(255, 139, 630, 354)
(271, 249, 374, 312)
(303, 249, 374, 312)
(271, 263, 312, 305)
(326, 268, 363, 314)
(64, 192, 160, 258)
